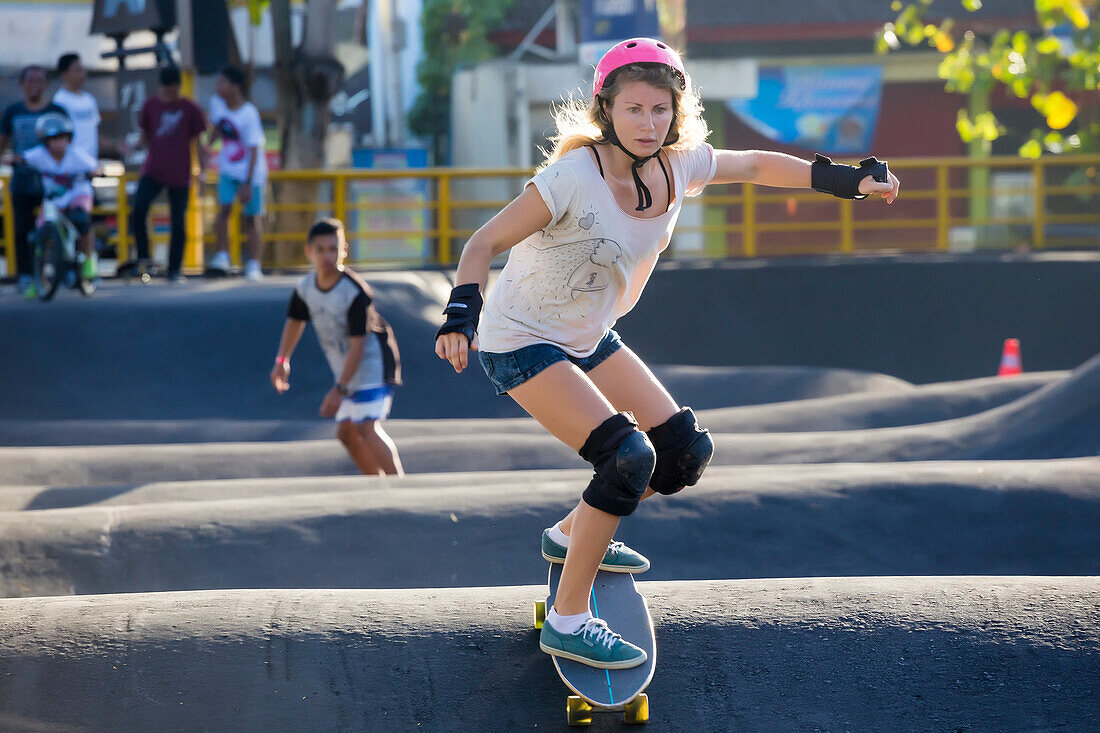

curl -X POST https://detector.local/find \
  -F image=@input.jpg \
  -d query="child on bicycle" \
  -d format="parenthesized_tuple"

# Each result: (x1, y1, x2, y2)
(270, 218, 405, 476)
(18, 112, 98, 279)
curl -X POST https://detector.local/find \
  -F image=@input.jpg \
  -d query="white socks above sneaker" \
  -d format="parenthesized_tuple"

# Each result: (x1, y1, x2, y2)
(548, 522, 570, 547)
(546, 523, 589, 634)
(547, 608, 592, 635)
(545, 521, 596, 634)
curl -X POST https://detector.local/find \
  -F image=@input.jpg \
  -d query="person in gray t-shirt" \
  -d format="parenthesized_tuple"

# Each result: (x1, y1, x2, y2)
(0, 65, 70, 293)
(271, 218, 403, 475)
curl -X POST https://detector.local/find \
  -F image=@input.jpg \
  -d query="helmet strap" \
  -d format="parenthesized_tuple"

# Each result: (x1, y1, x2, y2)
(611, 132, 661, 212)
(601, 102, 662, 212)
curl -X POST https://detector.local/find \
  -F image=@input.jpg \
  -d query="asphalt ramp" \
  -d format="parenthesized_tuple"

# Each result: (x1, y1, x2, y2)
(0, 578, 1096, 732)
(2, 460, 1097, 598)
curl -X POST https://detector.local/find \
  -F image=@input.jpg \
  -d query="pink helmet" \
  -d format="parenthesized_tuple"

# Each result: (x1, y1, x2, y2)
(592, 37, 688, 98)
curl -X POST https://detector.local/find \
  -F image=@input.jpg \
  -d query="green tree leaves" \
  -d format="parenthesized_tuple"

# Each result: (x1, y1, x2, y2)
(409, 0, 515, 160)
(879, 0, 1099, 156)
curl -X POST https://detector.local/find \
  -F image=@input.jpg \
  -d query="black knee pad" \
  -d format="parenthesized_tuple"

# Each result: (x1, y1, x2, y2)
(647, 407, 714, 495)
(579, 412, 656, 517)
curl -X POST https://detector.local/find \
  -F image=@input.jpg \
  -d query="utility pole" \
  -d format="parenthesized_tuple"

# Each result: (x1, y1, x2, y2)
(556, 0, 577, 59)
(369, 0, 408, 147)
(175, 0, 204, 271)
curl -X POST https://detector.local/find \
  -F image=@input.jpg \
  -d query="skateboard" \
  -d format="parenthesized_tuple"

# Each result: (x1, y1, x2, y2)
(116, 259, 157, 284)
(534, 563, 655, 726)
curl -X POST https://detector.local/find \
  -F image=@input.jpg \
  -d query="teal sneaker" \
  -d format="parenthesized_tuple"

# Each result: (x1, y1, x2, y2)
(23, 283, 38, 300)
(541, 529, 650, 573)
(540, 616, 647, 669)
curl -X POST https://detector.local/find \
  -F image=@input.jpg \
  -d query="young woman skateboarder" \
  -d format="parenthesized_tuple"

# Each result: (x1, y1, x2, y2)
(435, 38, 900, 669)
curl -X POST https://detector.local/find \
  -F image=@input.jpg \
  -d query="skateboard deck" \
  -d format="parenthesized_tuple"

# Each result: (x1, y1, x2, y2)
(537, 563, 655, 724)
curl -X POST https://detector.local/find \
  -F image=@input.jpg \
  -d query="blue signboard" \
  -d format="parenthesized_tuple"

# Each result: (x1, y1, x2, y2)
(580, 0, 659, 43)
(727, 65, 884, 154)
(579, 0, 660, 65)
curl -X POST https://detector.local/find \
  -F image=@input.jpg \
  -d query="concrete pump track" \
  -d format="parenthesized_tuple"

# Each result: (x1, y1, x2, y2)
(1, 267, 1097, 732)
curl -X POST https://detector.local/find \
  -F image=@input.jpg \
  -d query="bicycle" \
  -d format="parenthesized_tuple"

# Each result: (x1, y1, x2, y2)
(30, 194, 98, 300)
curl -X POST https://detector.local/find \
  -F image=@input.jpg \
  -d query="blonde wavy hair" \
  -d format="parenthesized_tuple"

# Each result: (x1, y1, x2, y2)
(538, 63, 709, 171)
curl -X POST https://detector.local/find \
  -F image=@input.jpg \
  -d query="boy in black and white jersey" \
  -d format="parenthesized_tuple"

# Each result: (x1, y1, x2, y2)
(271, 218, 403, 475)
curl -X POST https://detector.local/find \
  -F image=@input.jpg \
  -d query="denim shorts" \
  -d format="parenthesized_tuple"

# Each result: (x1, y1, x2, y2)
(478, 330, 623, 395)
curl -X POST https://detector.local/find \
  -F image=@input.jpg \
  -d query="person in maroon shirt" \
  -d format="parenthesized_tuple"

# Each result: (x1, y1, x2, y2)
(131, 65, 206, 282)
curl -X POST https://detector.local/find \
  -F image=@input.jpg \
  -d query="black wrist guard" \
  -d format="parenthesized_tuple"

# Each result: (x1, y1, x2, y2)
(810, 153, 889, 200)
(435, 283, 483, 344)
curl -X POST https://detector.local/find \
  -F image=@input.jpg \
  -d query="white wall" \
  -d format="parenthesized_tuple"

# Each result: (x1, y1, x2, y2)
(0, 2, 138, 70)
(449, 63, 517, 238)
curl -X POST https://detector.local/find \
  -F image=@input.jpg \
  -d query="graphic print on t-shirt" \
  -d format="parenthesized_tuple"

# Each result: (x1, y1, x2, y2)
(521, 235, 624, 308)
(574, 203, 599, 232)
(155, 110, 185, 138)
(43, 172, 78, 193)
(217, 117, 246, 163)
(566, 238, 623, 295)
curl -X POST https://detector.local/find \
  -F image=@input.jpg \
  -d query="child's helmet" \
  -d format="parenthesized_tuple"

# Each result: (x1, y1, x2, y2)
(593, 38, 688, 97)
(35, 112, 74, 141)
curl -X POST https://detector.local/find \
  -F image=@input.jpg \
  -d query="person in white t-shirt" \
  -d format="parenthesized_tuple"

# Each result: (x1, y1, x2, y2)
(53, 54, 102, 162)
(434, 38, 901, 670)
(18, 112, 99, 279)
(205, 65, 268, 281)
(53, 54, 103, 271)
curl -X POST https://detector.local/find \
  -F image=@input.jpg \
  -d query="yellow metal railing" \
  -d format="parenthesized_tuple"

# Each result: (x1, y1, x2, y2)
(3, 154, 1098, 275)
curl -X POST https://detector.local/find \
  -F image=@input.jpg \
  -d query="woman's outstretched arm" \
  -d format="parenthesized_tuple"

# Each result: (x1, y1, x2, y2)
(711, 149, 900, 203)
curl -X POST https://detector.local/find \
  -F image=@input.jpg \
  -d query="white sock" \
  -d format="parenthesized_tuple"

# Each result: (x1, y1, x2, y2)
(547, 608, 591, 635)
(548, 521, 570, 548)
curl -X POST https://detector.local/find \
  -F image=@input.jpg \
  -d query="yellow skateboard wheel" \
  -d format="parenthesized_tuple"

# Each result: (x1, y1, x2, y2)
(533, 600, 546, 629)
(623, 693, 649, 724)
(566, 695, 593, 726)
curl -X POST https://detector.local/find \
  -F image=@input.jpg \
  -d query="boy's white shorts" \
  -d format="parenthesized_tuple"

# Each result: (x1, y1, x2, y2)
(335, 385, 394, 423)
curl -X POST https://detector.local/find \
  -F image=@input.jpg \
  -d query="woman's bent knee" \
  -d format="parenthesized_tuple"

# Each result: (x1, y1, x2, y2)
(579, 413, 656, 517)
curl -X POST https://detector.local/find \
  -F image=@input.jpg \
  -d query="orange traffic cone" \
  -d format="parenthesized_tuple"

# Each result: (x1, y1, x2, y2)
(998, 338, 1022, 376)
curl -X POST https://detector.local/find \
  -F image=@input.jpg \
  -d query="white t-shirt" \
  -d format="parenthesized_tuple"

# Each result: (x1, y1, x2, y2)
(209, 95, 267, 184)
(478, 143, 717, 357)
(22, 144, 97, 209)
(52, 88, 101, 161)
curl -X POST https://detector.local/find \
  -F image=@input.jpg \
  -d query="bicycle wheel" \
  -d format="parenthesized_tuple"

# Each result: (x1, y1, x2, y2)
(78, 266, 99, 296)
(32, 225, 64, 301)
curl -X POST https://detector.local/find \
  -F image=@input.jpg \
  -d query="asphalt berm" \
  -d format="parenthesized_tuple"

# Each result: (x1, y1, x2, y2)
(1, 263, 1097, 731)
